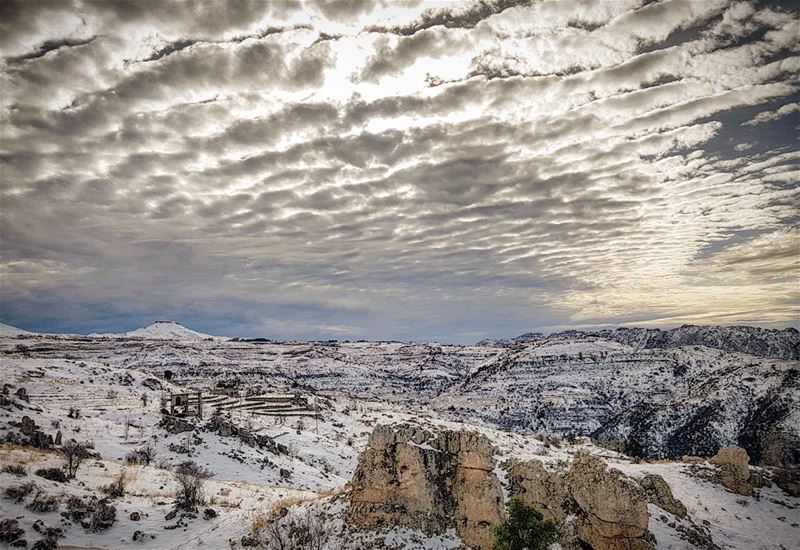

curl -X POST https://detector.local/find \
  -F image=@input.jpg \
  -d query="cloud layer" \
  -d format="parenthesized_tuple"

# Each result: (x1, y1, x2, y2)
(1, 0, 798, 341)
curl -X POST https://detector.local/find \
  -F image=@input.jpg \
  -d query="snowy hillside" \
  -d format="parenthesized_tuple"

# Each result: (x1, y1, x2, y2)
(0, 322, 33, 337)
(92, 320, 218, 341)
(2, 329, 797, 469)
(0, 352, 798, 549)
(483, 325, 800, 360)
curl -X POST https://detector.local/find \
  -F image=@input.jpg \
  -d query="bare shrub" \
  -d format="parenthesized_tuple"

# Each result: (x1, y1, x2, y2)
(125, 442, 156, 465)
(60, 440, 94, 478)
(253, 508, 331, 550)
(5, 481, 36, 503)
(0, 518, 25, 544)
(173, 461, 213, 510)
(2, 464, 27, 477)
(90, 499, 116, 532)
(100, 470, 128, 498)
(27, 490, 60, 513)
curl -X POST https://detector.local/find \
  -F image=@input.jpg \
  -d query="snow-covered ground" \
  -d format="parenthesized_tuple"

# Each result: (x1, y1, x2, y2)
(1, 332, 798, 549)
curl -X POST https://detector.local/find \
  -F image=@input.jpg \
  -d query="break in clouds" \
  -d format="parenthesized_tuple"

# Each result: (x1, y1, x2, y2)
(0, 0, 798, 341)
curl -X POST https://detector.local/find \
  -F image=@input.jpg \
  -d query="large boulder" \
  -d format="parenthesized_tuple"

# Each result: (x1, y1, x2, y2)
(505, 459, 568, 523)
(639, 474, 687, 518)
(565, 453, 653, 550)
(347, 424, 503, 549)
(709, 446, 753, 496)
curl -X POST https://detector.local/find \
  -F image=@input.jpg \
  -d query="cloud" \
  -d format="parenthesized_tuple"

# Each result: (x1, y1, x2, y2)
(743, 101, 800, 126)
(1, 0, 798, 341)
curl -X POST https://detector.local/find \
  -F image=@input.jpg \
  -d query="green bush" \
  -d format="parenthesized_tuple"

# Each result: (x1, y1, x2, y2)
(494, 497, 558, 550)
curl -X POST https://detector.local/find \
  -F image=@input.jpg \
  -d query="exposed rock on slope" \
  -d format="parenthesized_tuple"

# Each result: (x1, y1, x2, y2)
(639, 474, 687, 518)
(346, 423, 503, 550)
(349, 425, 661, 550)
(506, 453, 656, 549)
(505, 459, 568, 524)
(709, 446, 753, 496)
(566, 453, 653, 550)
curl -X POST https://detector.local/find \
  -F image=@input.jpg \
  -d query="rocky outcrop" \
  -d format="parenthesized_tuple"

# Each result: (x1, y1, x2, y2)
(566, 453, 653, 550)
(350, 434, 658, 550)
(505, 459, 568, 523)
(506, 452, 654, 550)
(204, 415, 288, 455)
(709, 446, 753, 496)
(346, 424, 503, 550)
(639, 474, 687, 518)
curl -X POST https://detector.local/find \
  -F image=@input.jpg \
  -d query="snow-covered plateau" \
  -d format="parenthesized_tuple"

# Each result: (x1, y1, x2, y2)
(0, 322, 797, 549)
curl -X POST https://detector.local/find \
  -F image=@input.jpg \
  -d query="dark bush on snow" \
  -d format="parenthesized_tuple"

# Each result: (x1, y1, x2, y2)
(1, 464, 27, 477)
(91, 499, 117, 532)
(493, 497, 558, 550)
(0, 518, 25, 544)
(35, 467, 68, 483)
(27, 490, 60, 513)
(4, 481, 36, 503)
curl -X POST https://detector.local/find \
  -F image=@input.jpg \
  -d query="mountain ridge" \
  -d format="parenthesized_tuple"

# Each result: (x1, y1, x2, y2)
(477, 324, 800, 360)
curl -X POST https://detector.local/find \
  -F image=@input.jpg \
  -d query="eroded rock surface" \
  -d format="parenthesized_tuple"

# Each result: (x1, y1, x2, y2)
(639, 474, 687, 518)
(505, 458, 568, 523)
(347, 423, 503, 549)
(566, 453, 653, 550)
(710, 446, 753, 496)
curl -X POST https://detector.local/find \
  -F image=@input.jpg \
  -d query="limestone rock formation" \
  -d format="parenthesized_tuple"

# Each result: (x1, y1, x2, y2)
(347, 423, 503, 550)
(566, 453, 653, 550)
(639, 474, 687, 518)
(348, 425, 665, 550)
(709, 446, 753, 496)
(505, 458, 568, 523)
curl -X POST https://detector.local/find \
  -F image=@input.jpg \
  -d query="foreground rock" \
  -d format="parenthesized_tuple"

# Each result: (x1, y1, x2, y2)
(566, 453, 653, 550)
(349, 425, 662, 550)
(346, 423, 503, 550)
(507, 453, 654, 550)
(639, 474, 687, 518)
(710, 446, 753, 496)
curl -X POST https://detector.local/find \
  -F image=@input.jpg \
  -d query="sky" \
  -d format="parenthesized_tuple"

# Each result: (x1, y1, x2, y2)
(0, 0, 798, 343)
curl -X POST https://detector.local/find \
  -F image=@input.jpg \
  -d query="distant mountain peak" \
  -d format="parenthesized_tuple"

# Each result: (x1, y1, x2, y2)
(125, 320, 214, 340)
(87, 320, 217, 341)
(0, 322, 33, 337)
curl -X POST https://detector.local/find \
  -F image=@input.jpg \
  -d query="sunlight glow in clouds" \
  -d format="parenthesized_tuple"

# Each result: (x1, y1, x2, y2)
(0, 0, 798, 341)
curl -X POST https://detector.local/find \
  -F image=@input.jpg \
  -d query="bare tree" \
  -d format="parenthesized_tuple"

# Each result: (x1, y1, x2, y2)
(173, 461, 213, 510)
(125, 442, 156, 465)
(60, 440, 93, 479)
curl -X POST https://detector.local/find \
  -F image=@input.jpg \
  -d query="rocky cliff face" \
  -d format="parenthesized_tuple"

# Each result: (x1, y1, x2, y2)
(348, 425, 669, 550)
(507, 453, 655, 550)
(346, 424, 503, 550)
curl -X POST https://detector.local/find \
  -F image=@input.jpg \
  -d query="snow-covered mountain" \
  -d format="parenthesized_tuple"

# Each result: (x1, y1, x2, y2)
(480, 325, 800, 359)
(0, 321, 34, 337)
(93, 320, 217, 341)
(2, 324, 797, 467)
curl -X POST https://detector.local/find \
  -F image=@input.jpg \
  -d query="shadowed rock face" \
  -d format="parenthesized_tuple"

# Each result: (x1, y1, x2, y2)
(508, 453, 655, 550)
(505, 458, 568, 523)
(346, 423, 503, 549)
(640, 474, 687, 518)
(566, 453, 652, 550)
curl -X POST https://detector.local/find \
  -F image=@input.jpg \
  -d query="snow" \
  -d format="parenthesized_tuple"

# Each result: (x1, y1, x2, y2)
(0, 322, 33, 337)
(90, 321, 220, 341)
(0, 331, 798, 549)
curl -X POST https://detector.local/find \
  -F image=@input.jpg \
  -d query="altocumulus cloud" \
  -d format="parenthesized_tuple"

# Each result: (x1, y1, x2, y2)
(0, 0, 798, 342)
